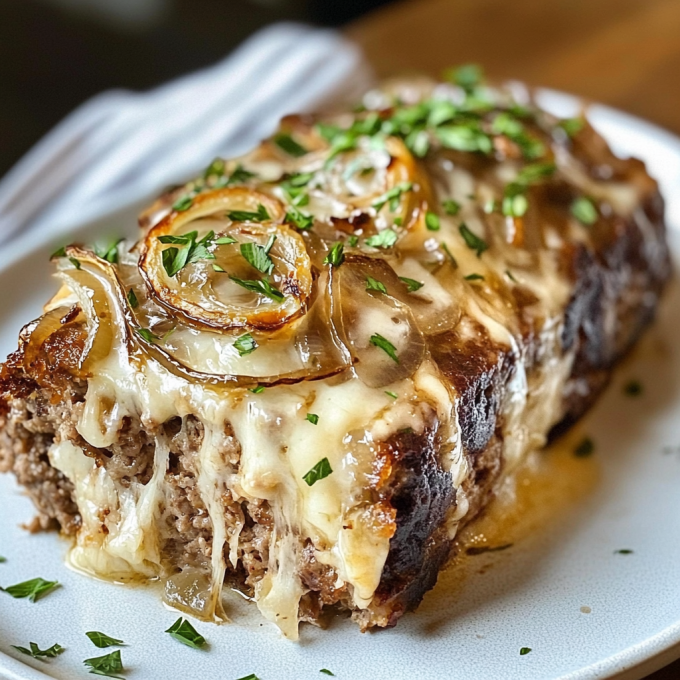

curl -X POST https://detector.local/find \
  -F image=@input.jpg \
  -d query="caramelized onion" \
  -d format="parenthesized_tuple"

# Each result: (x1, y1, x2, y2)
(332, 255, 425, 388)
(139, 188, 312, 332)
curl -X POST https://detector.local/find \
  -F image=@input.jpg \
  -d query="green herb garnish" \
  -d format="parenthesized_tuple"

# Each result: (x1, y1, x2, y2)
(83, 649, 125, 678)
(347, 235, 359, 247)
(399, 276, 424, 292)
(159, 230, 216, 277)
(274, 133, 308, 158)
(94, 238, 123, 264)
(12, 642, 64, 660)
(614, 549, 634, 555)
(51, 246, 67, 259)
(233, 333, 258, 357)
(215, 235, 237, 245)
(324, 242, 345, 267)
(165, 617, 206, 649)
(240, 235, 276, 275)
(372, 182, 413, 212)
(558, 118, 584, 138)
(303, 457, 333, 486)
(385, 391, 398, 399)
(249, 385, 265, 394)
(370, 333, 399, 363)
(285, 206, 314, 231)
(320, 671, 336, 677)
(436, 124, 492, 154)
(135, 327, 157, 344)
(229, 276, 284, 303)
(69, 257, 82, 270)
(366, 276, 387, 294)
(445, 63, 483, 92)
(227, 204, 271, 223)
(571, 197, 598, 225)
(441, 242, 458, 268)
(574, 437, 594, 458)
(86, 632, 124, 649)
(203, 157, 225, 178)
(442, 199, 460, 215)
(1, 577, 59, 602)
(464, 273, 485, 281)
(505, 269, 518, 283)
(236, 675, 261, 680)
(425, 211, 440, 231)
(365, 229, 398, 249)
(0, 556, 6, 563)
(172, 196, 193, 212)
(459, 223, 488, 257)
(126, 288, 138, 309)
(306, 413, 319, 425)
(225, 164, 257, 185)
(520, 647, 532, 656)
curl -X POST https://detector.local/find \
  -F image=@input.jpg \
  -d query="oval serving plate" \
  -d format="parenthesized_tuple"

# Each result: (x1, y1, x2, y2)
(1, 90, 680, 680)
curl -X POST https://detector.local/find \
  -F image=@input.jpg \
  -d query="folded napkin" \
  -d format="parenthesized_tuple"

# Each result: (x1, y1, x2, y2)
(0, 23, 371, 243)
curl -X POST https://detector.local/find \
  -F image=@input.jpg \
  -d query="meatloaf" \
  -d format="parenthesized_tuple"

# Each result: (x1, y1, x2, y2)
(0, 69, 670, 639)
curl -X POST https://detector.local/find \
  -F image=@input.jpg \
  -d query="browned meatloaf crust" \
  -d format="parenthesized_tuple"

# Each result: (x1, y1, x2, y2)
(0, 77, 671, 633)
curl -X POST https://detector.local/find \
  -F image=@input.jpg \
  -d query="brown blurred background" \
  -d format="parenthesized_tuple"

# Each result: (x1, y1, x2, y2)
(1, 0, 679, 677)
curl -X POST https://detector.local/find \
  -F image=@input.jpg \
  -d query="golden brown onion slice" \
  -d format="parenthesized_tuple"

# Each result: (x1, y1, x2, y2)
(139, 188, 313, 332)
(332, 255, 425, 388)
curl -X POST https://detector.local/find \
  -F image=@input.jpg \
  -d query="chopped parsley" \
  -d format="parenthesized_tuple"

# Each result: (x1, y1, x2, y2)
(372, 182, 413, 212)
(69, 257, 82, 270)
(370, 333, 399, 363)
(212, 263, 226, 273)
(324, 242, 345, 267)
(623, 380, 643, 397)
(574, 437, 594, 458)
(229, 276, 284, 303)
(215, 235, 237, 245)
(165, 617, 206, 649)
(442, 199, 460, 216)
(126, 288, 138, 309)
(227, 204, 271, 223)
(505, 269, 519, 283)
(233, 333, 258, 357)
(1, 577, 59, 602)
(366, 276, 387, 294)
(0, 556, 6, 563)
(436, 124, 492, 154)
(441, 242, 458, 268)
(240, 235, 276, 274)
(385, 391, 398, 399)
(303, 457, 333, 486)
(135, 327, 157, 344)
(159, 230, 217, 277)
(464, 273, 485, 281)
(425, 211, 440, 231)
(520, 647, 532, 656)
(12, 642, 64, 660)
(203, 157, 225, 178)
(320, 671, 336, 677)
(571, 197, 598, 225)
(614, 549, 634, 555)
(50, 245, 67, 259)
(86, 632, 124, 649)
(94, 238, 123, 264)
(459, 223, 488, 257)
(224, 164, 257, 186)
(399, 276, 424, 292)
(274, 133, 308, 158)
(306, 413, 319, 425)
(83, 649, 125, 678)
(446, 63, 483, 92)
(172, 195, 193, 212)
(249, 385, 265, 394)
(347, 235, 359, 247)
(285, 206, 314, 231)
(365, 228, 398, 249)
(558, 118, 584, 138)
(236, 675, 261, 680)
(502, 192, 529, 218)
(517, 162, 556, 185)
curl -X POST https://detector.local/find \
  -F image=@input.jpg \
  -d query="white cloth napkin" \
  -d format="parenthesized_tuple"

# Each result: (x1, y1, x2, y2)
(0, 23, 371, 243)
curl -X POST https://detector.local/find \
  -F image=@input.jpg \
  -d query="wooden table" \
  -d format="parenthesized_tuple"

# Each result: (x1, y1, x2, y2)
(349, 1, 680, 678)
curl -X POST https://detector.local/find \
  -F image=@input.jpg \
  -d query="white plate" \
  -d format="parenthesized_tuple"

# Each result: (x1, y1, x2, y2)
(2, 91, 680, 680)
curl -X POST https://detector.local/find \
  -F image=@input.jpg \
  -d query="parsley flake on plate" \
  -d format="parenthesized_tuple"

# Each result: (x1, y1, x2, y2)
(306, 413, 319, 425)
(12, 642, 64, 660)
(165, 617, 206, 649)
(320, 671, 336, 677)
(365, 276, 387, 294)
(324, 242, 345, 267)
(520, 647, 532, 656)
(442, 199, 460, 215)
(385, 391, 398, 399)
(126, 288, 138, 309)
(464, 273, 485, 281)
(229, 276, 284, 303)
(94, 238, 124, 264)
(83, 649, 125, 678)
(571, 197, 598, 225)
(372, 182, 413, 212)
(459, 223, 488, 257)
(303, 457, 333, 486)
(135, 327, 157, 344)
(370, 333, 399, 363)
(86, 632, 125, 649)
(614, 549, 634, 555)
(441, 242, 458, 268)
(574, 437, 594, 458)
(425, 211, 441, 231)
(365, 229, 398, 249)
(399, 276, 424, 292)
(227, 204, 271, 223)
(1, 577, 59, 602)
(249, 385, 265, 394)
(233, 333, 258, 357)
(240, 234, 276, 274)
(274, 133, 308, 158)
